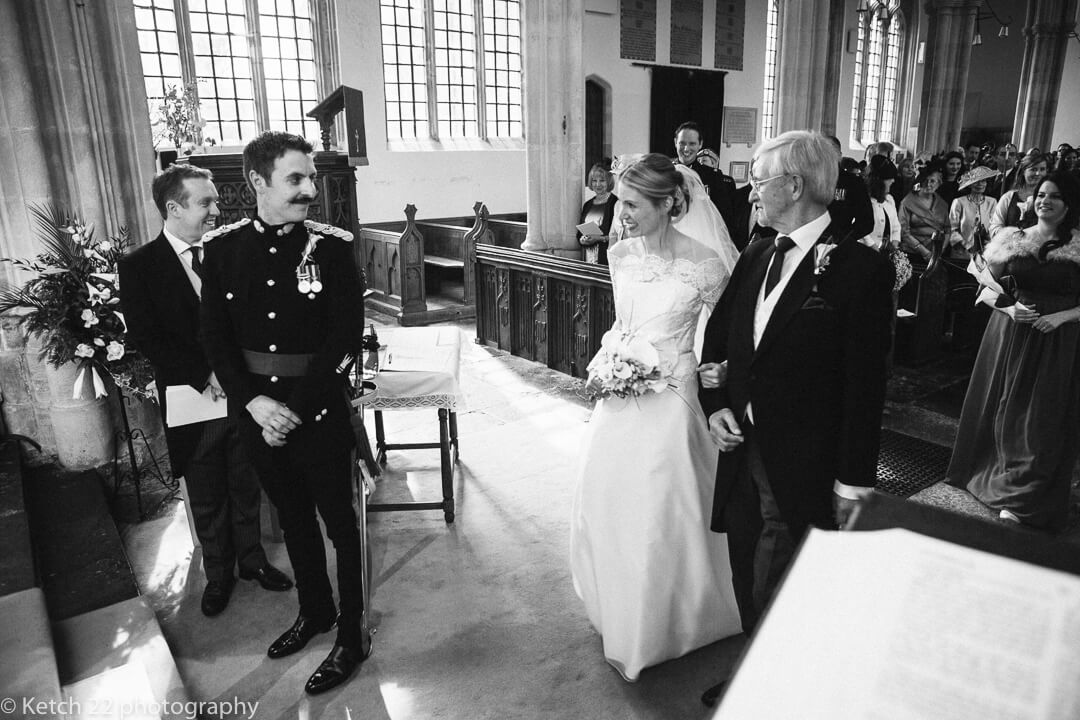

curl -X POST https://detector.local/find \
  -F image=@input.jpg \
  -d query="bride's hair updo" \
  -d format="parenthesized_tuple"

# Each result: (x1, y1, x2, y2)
(614, 153, 690, 217)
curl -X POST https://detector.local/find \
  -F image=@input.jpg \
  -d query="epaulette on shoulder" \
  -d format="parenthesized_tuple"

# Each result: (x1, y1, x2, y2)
(202, 217, 251, 243)
(304, 220, 354, 242)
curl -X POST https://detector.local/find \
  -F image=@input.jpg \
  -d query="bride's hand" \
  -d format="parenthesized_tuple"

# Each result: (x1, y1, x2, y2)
(697, 361, 727, 389)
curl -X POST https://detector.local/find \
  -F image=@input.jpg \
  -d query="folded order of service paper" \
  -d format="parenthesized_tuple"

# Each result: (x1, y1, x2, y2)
(165, 384, 227, 427)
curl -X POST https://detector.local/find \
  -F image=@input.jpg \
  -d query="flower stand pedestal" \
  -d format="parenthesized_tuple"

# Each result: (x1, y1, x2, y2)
(44, 362, 112, 470)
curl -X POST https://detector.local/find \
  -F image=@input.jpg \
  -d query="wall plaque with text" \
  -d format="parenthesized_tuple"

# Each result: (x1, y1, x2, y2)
(722, 106, 757, 147)
(714, 0, 745, 71)
(670, 0, 703, 66)
(620, 0, 657, 62)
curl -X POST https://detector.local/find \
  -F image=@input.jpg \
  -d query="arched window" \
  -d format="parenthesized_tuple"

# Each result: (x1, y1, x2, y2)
(761, 0, 780, 140)
(849, 1, 904, 147)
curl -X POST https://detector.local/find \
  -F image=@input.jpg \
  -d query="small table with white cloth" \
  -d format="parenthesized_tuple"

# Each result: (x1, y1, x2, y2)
(366, 326, 463, 523)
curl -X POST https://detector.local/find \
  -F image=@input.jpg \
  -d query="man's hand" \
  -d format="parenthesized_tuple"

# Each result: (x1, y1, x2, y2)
(207, 372, 226, 401)
(708, 408, 744, 452)
(697, 361, 728, 390)
(261, 427, 288, 447)
(833, 493, 860, 529)
(246, 395, 302, 436)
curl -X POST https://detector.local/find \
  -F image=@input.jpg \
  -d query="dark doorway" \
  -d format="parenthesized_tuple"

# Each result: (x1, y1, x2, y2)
(648, 66, 726, 156)
(585, 78, 607, 178)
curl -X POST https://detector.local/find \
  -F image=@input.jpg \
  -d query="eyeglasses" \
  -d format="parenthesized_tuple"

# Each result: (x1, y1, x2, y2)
(748, 173, 790, 190)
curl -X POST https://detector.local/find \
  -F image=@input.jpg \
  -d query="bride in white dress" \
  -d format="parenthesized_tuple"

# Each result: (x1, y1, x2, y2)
(569, 153, 743, 681)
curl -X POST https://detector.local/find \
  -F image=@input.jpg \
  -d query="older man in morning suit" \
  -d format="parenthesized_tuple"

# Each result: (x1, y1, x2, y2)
(698, 131, 894, 706)
(119, 164, 292, 618)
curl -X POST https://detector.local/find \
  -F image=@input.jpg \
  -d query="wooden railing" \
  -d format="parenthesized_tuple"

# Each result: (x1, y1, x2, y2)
(475, 244, 613, 378)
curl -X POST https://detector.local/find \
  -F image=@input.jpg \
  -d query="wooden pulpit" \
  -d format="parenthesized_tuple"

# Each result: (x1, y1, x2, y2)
(307, 85, 368, 166)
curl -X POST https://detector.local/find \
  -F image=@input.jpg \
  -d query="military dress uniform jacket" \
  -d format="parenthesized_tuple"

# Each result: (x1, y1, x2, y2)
(199, 217, 364, 458)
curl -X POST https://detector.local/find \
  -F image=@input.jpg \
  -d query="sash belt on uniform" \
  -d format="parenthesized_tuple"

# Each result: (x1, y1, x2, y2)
(242, 350, 314, 377)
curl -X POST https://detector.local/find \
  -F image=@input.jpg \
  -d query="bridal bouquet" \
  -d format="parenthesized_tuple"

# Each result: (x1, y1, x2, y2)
(585, 328, 669, 400)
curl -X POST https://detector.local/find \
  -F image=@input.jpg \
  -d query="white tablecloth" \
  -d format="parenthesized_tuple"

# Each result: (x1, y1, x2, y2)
(369, 327, 465, 411)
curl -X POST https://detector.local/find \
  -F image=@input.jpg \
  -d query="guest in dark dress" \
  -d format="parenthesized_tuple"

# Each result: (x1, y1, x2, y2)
(937, 151, 965, 204)
(947, 171, 1080, 531)
(579, 161, 618, 265)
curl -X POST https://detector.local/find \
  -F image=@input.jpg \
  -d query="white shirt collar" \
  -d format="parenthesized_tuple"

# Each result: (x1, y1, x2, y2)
(782, 211, 833, 252)
(163, 227, 202, 257)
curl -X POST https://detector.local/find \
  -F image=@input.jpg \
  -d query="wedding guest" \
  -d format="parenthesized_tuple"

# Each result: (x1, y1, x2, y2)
(964, 141, 982, 170)
(578, 161, 618, 265)
(947, 171, 1080, 531)
(947, 166, 999, 264)
(899, 166, 949, 264)
(1055, 145, 1078, 175)
(859, 156, 901, 253)
(987, 143, 1019, 198)
(826, 136, 874, 242)
(121, 165, 293, 618)
(892, 157, 915, 206)
(989, 152, 1049, 238)
(937, 151, 965, 204)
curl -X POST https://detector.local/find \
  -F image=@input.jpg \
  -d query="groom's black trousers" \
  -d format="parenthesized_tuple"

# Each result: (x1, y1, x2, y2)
(722, 422, 798, 634)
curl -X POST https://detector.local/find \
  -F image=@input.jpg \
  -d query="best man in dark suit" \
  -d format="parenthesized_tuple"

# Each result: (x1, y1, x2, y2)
(698, 131, 894, 705)
(119, 165, 292, 618)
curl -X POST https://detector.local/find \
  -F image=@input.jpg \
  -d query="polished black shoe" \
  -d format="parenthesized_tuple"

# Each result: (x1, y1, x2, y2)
(701, 680, 727, 708)
(201, 577, 235, 617)
(239, 563, 294, 591)
(304, 632, 372, 695)
(267, 614, 335, 659)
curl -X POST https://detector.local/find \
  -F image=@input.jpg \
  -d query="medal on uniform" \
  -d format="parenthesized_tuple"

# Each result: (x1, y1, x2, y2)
(296, 232, 323, 295)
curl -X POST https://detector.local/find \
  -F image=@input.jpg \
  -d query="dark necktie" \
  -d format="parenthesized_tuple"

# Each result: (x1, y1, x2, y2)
(188, 245, 203, 278)
(764, 235, 795, 297)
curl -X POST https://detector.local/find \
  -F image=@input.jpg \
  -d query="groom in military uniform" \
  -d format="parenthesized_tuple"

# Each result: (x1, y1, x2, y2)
(199, 131, 368, 695)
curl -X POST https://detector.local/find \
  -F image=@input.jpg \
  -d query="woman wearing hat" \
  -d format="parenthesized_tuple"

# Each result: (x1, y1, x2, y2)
(948, 166, 999, 263)
(989, 152, 1049, 238)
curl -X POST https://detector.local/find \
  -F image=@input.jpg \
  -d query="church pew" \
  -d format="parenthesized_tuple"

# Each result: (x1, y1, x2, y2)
(360, 203, 496, 325)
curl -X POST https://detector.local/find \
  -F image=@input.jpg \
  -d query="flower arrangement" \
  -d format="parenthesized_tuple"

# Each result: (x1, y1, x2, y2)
(0, 204, 155, 399)
(585, 328, 670, 400)
(153, 81, 215, 155)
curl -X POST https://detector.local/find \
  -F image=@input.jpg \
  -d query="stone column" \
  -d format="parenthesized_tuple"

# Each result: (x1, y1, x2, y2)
(0, 0, 158, 284)
(521, 0, 584, 257)
(917, 0, 981, 153)
(1012, 0, 1078, 151)
(0, 0, 159, 469)
(774, 0, 833, 132)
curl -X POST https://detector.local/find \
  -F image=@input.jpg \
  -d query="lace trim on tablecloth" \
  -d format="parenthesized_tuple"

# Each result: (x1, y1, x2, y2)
(368, 393, 461, 411)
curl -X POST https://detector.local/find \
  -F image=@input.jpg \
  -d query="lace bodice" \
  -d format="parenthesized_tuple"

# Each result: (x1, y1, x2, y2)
(608, 240, 728, 381)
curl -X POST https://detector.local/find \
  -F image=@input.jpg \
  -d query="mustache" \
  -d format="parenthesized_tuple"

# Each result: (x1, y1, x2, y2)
(290, 196, 315, 204)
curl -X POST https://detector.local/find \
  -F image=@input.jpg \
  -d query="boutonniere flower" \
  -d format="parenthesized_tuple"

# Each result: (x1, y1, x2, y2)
(813, 243, 838, 276)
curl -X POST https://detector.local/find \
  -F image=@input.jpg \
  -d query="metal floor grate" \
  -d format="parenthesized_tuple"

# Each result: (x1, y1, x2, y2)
(876, 429, 952, 498)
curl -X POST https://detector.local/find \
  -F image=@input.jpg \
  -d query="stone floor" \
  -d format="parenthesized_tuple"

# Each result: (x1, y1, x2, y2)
(118, 315, 1076, 719)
